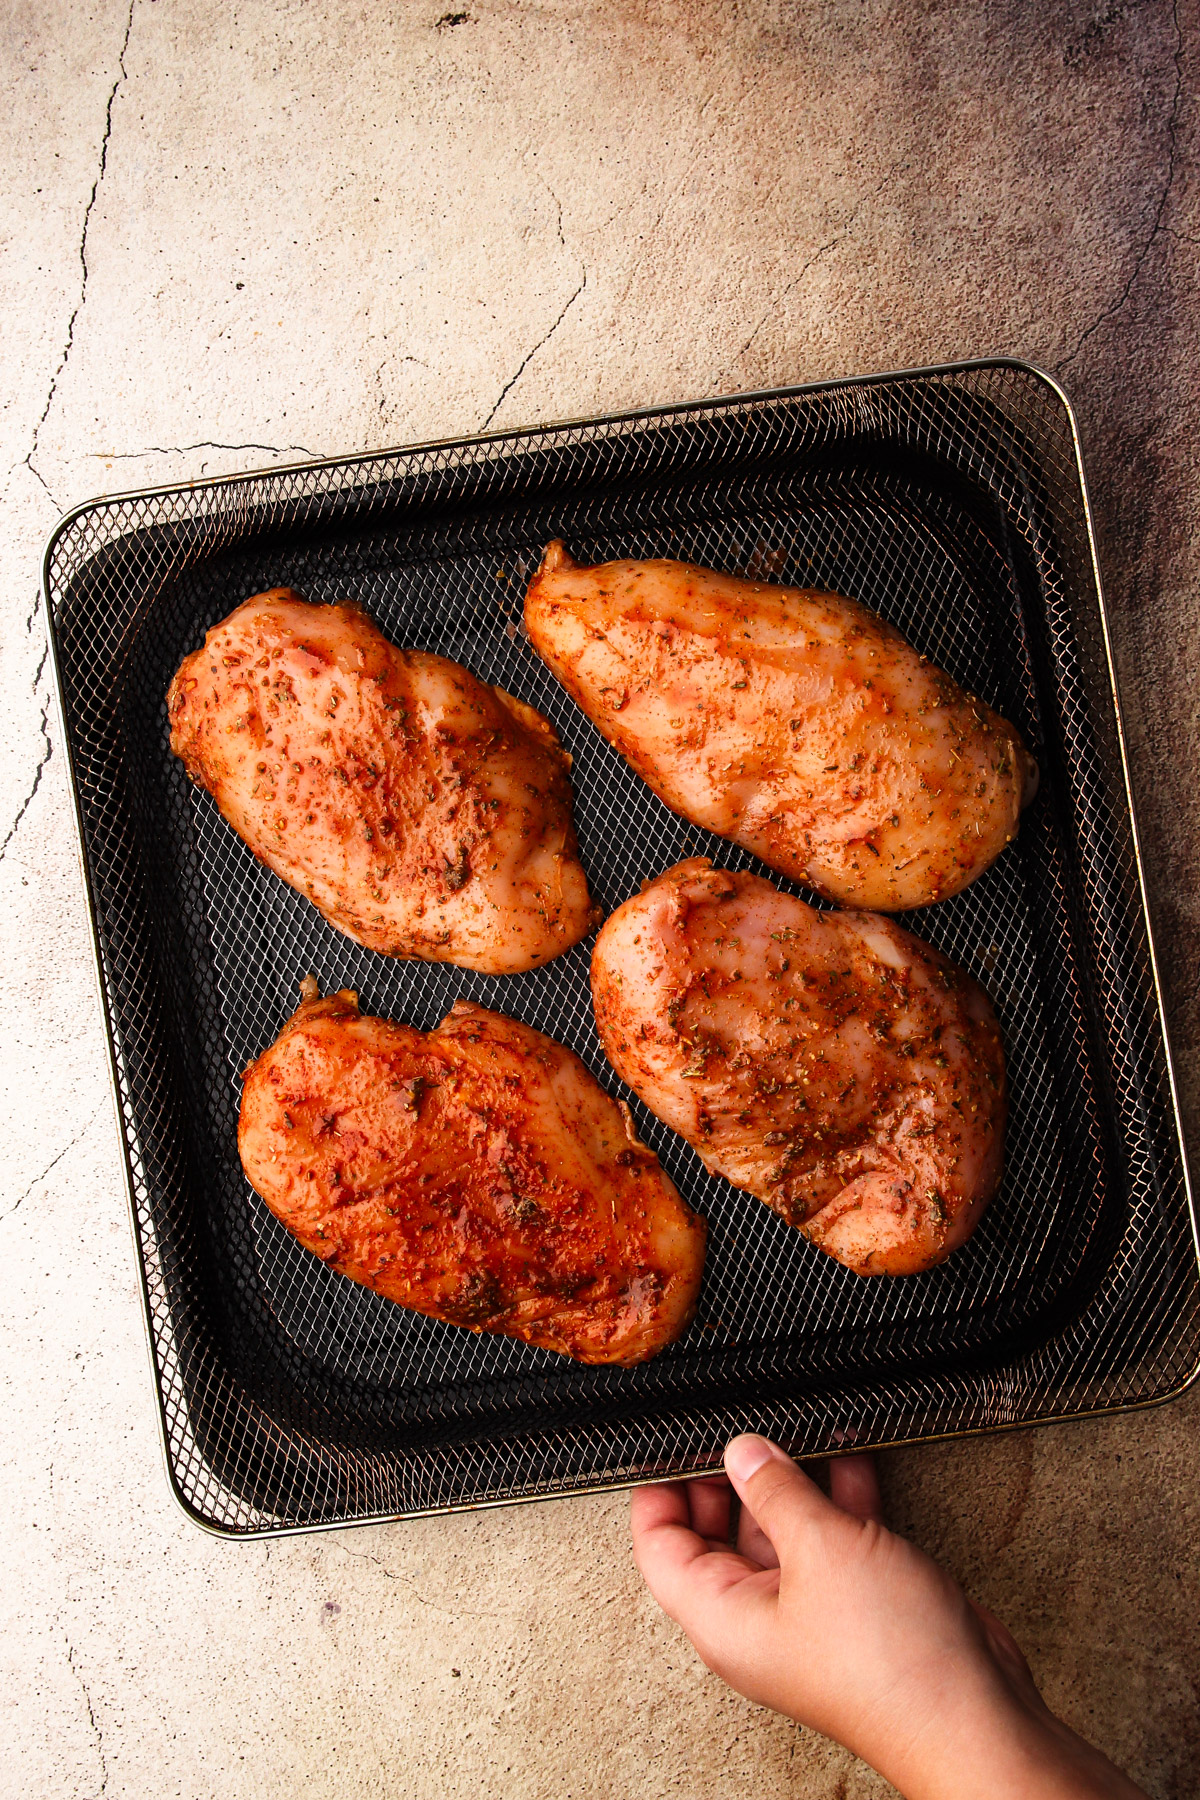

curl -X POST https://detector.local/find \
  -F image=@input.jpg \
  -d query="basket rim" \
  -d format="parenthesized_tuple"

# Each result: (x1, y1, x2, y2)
(43, 355, 1072, 551)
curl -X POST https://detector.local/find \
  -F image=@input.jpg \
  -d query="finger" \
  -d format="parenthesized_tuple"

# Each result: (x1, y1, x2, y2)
(828, 1453, 885, 1523)
(631, 1481, 768, 1626)
(631, 1482, 709, 1594)
(723, 1435, 834, 1559)
(735, 1498, 780, 1570)
(683, 1474, 733, 1544)
(631, 1479, 695, 1544)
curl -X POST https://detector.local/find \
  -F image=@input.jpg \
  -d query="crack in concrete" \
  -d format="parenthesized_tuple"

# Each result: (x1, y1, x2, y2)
(719, 166, 902, 382)
(65, 1638, 109, 1796)
(24, 458, 62, 510)
(530, 169, 567, 252)
(606, 143, 712, 317)
(24, 0, 135, 499)
(0, 675, 53, 871)
(374, 355, 430, 418)
(1, 592, 56, 877)
(2, 1105, 103, 1224)
(335, 1540, 506, 1619)
(482, 274, 586, 430)
(1060, 0, 1183, 371)
(98, 439, 318, 461)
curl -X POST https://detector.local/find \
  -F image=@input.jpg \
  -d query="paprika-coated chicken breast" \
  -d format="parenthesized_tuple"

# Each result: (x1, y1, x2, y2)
(169, 588, 596, 973)
(238, 979, 706, 1365)
(525, 542, 1037, 911)
(591, 860, 1005, 1275)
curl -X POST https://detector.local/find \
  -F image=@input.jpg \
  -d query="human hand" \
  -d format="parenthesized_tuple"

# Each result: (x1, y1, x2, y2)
(631, 1435, 1147, 1800)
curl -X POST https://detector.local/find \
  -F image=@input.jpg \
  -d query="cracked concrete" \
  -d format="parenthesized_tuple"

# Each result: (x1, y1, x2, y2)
(482, 272, 588, 428)
(1060, 0, 1185, 371)
(720, 163, 907, 384)
(1, 1106, 104, 1226)
(23, 0, 135, 507)
(2, 2, 1199, 1797)
(97, 439, 319, 461)
(0, 679, 52, 871)
(65, 1639, 110, 1799)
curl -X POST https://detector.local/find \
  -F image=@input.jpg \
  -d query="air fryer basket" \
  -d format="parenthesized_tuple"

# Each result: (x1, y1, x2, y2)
(47, 359, 1199, 1535)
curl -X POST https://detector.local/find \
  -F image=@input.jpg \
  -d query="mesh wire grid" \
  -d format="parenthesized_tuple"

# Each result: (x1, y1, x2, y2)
(46, 359, 1200, 1535)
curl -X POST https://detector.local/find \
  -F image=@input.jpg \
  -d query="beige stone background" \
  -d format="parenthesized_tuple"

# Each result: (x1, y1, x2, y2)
(2, 1, 1198, 1795)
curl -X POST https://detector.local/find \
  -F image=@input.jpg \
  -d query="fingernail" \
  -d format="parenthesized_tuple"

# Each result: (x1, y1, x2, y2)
(724, 1434, 777, 1483)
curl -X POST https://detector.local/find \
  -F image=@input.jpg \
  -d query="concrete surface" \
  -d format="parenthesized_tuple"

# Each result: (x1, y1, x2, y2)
(2, 1, 1198, 1795)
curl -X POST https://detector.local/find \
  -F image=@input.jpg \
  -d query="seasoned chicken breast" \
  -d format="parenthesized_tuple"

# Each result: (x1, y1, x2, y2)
(238, 979, 706, 1366)
(525, 543, 1037, 911)
(168, 588, 597, 973)
(591, 859, 1005, 1275)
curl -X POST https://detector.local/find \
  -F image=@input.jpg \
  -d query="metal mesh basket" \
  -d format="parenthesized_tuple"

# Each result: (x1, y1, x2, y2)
(46, 358, 1199, 1536)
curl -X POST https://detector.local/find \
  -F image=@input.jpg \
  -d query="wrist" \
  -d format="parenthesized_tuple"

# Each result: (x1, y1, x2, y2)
(860, 1685, 1143, 1800)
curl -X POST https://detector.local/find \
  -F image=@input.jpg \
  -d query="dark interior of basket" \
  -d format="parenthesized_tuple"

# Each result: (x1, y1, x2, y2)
(50, 365, 1199, 1531)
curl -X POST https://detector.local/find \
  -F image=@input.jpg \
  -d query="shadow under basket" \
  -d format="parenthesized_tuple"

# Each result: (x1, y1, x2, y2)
(47, 358, 1199, 1535)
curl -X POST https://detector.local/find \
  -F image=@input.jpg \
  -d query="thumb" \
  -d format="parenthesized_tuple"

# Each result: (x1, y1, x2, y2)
(724, 1435, 833, 1559)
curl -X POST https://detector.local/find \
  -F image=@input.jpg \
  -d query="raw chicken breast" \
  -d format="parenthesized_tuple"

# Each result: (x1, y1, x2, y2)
(525, 542, 1036, 910)
(168, 588, 596, 973)
(591, 859, 1005, 1275)
(238, 980, 707, 1366)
